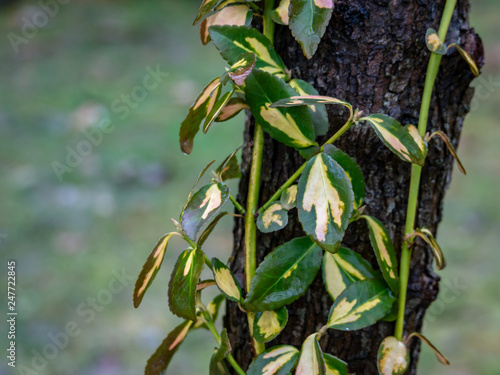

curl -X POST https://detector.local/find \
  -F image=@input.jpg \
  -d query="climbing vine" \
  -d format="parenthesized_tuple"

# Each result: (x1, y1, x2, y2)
(132, 0, 479, 374)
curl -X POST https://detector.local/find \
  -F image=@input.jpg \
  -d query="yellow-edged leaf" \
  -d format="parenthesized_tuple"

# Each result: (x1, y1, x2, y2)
(200, 4, 253, 45)
(247, 345, 300, 375)
(211, 257, 243, 303)
(408, 332, 450, 365)
(448, 43, 479, 76)
(295, 333, 326, 375)
(428, 131, 466, 174)
(271, 0, 290, 25)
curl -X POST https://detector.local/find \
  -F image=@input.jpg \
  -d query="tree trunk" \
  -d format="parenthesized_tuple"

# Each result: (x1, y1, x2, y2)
(225, 0, 483, 373)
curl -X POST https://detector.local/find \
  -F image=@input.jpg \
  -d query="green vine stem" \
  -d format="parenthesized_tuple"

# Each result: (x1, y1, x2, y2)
(230, 194, 246, 215)
(394, 0, 458, 341)
(243, 0, 275, 356)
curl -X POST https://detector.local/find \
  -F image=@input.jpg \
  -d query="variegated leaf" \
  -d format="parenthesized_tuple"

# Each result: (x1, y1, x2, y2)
(216, 148, 242, 181)
(204, 90, 235, 133)
(377, 336, 409, 375)
(326, 278, 395, 330)
(254, 307, 289, 343)
(244, 237, 323, 311)
(361, 114, 427, 166)
(415, 227, 446, 270)
(145, 320, 194, 375)
(296, 333, 326, 375)
(194, 0, 258, 25)
(200, 4, 253, 45)
(360, 215, 399, 294)
(271, 95, 353, 121)
(216, 97, 249, 122)
(182, 160, 216, 215)
(297, 153, 354, 252)
(168, 248, 205, 321)
(198, 212, 232, 246)
(245, 69, 317, 149)
(323, 353, 349, 375)
(222, 52, 257, 86)
(280, 185, 298, 210)
(425, 28, 447, 55)
(408, 332, 450, 365)
(289, 0, 334, 59)
(133, 232, 182, 308)
(179, 78, 221, 154)
(209, 25, 287, 77)
(448, 43, 479, 77)
(289, 79, 329, 136)
(211, 257, 244, 303)
(247, 345, 300, 375)
(323, 145, 365, 210)
(181, 182, 230, 241)
(322, 247, 378, 301)
(213, 329, 232, 364)
(428, 131, 466, 174)
(271, 0, 290, 25)
(257, 202, 289, 233)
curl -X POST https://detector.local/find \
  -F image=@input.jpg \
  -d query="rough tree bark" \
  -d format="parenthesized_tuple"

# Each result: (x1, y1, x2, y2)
(225, 1, 483, 373)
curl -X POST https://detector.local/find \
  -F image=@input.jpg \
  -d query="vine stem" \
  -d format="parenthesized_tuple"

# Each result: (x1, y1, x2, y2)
(230, 194, 246, 215)
(243, 0, 275, 356)
(394, 0, 458, 341)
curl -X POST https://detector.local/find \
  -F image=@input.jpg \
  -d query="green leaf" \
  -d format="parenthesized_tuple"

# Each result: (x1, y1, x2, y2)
(179, 78, 221, 154)
(215, 97, 249, 122)
(428, 131, 466, 175)
(181, 182, 230, 241)
(198, 212, 232, 246)
(133, 232, 182, 308)
(448, 43, 479, 77)
(210, 354, 231, 375)
(271, 0, 290, 25)
(297, 153, 354, 252)
(168, 248, 205, 321)
(322, 247, 378, 301)
(296, 333, 326, 375)
(271, 95, 353, 121)
(361, 114, 427, 166)
(245, 69, 317, 149)
(257, 201, 289, 233)
(377, 336, 410, 375)
(247, 345, 300, 375)
(289, 0, 334, 59)
(408, 332, 450, 365)
(182, 160, 217, 216)
(425, 28, 447, 55)
(359, 215, 399, 295)
(414, 227, 446, 270)
(289, 79, 329, 136)
(221, 52, 257, 86)
(209, 25, 287, 76)
(323, 353, 349, 375)
(200, 4, 253, 45)
(194, 294, 225, 329)
(145, 320, 193, 375)
(326, 278, 395, 330)
(211, 257, 244, 303)
(280, 185, 298, 210)
(323, 145, 365, 210)
(214, 329, 232, 363)
(244, 236, 323, 311)
(216, 146, 242, 181)
(253, 307, 289, 343)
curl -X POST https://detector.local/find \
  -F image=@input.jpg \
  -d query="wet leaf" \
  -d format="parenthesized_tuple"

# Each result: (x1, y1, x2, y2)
(359, 215, 399, 295)
(425, 28, 447, 55)
(361, 114, 427, 166)
(209, 25, 287, 77)
(428, 131, 466, 174)
(244, 236, 323, 311)
(181, 182, 230, 241)
(215, 97, 249, 122)
(296, 333, 326, 375)
(289, 79, 329, 136)
(145, 320, 194, 375)
(322, 246, 378, 301)
(245, 69, 317, 149)
(257, 202, 289, 233)
(200, 4, 253, 45)
(323, 353, 349, 375)
(168, 248, 205, 321)
(448, 43, 479, 76)
(326, 278, 395, 330)
(271, 0, 290, 25)
(377, 336, 409, 375)
(247, 345, 300, 375)
(289, 0, 334, 59)
(254, 307, 288, 343)
(179, 78, 221, 154)
(211, 257, 244, 303)
(408, 332, 450, 365)
(280, 185, 298, 210)
(297, 153, 354, 252)
(133, 232, 182, 308)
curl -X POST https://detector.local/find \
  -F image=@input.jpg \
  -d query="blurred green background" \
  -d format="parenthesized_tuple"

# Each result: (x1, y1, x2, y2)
(0, 0, 498, 374)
